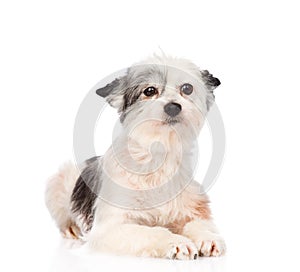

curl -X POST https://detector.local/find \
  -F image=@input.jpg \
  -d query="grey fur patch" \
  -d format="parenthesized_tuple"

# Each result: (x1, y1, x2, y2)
(96, 76, 126, 109)
(71, 156, 102, 231)
(96, 64, 166, 121)
(206, 91, 216, 111)
(201, 70, 221, 90)
(96, 78, 122, 98)
(122, 65, 166, 112)
(201, 70, 220, 111)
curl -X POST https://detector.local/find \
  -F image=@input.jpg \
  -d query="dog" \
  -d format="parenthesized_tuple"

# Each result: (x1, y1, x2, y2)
(45, 54, 226, 260)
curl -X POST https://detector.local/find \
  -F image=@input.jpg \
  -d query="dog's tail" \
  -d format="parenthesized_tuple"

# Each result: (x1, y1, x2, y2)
(45, 161, 82, 239)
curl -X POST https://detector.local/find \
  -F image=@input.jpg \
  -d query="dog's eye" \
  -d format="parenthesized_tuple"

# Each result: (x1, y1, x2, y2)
(181, 83, 193, 95)
(143, 86, 158, 97)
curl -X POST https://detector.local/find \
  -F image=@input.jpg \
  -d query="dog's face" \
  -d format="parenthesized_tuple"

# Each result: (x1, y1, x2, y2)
(96, 56, 220, 143)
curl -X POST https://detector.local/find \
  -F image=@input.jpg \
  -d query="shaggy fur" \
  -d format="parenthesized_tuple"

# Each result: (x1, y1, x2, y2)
(45, 55, 225, 259)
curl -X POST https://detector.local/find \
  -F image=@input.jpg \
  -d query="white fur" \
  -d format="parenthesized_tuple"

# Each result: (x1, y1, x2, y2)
(182, 219, 226, 257)
(45, 162, 81, 238)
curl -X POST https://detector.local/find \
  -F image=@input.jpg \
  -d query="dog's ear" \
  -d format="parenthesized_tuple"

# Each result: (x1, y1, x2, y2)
(201, 70, 221, 90)
(96, 76, 126, 110)
(201, 70, 221, 110)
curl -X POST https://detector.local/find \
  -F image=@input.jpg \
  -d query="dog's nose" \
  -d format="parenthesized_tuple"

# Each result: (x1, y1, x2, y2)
(164, 102, 182, 117)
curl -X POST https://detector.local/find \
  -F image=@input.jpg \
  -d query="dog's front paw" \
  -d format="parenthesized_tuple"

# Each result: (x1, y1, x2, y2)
(166, 236, 198, 260)
(182, 220, 226, 257)
(195, 236, 226, 257)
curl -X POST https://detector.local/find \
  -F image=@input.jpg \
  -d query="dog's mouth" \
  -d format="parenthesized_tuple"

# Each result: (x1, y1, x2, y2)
(164, 117, 180, 125)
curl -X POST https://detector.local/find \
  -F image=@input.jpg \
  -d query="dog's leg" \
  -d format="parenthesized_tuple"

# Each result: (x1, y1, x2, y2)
(88, 224, 198, 260)
(45, 162, 81, 239)
(181, 219, 226, 257)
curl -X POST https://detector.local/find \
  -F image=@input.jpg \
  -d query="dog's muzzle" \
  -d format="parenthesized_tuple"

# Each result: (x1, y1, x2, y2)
(164, 102, 182, 117)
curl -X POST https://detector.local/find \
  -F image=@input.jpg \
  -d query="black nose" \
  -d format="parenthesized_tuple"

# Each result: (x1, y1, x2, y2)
(164, 102, 182, 117)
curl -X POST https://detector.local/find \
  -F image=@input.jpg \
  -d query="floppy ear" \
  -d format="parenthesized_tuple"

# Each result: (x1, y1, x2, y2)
(201, 70, 221, 90)
(95, 76, 125, 110)
(201, 70, 221, 110)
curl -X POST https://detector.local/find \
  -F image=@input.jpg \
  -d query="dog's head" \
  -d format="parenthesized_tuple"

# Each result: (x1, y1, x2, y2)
(96, 55, 220, 142)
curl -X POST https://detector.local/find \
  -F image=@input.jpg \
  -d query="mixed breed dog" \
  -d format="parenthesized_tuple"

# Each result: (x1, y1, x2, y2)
(45, 54, 226, 260)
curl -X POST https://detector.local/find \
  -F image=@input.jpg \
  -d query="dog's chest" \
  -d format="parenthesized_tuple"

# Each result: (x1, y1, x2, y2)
(106, 152, 184, 190)
(127, 191, 202, 234)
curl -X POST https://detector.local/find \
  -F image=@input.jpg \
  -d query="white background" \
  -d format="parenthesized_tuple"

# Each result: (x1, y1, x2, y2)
(1, 0, 300, 271)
